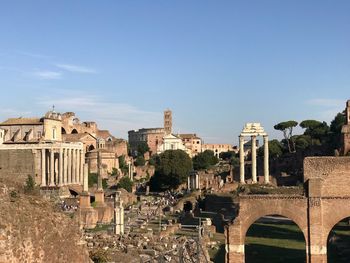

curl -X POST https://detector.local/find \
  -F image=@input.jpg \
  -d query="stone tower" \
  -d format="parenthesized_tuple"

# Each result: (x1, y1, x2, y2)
(341, 100, 350, 155)
(164, 110, 172, 135)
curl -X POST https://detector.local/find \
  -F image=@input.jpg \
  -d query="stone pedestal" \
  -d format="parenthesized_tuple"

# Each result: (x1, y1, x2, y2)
(95, 190, 105, 205)
(79, 192, 91, 209)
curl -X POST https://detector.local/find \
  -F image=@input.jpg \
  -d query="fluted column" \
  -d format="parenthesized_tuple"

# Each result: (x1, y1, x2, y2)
(83, 163, 89, 192)
(41, 149, 46, 187)
(76, 149, 80, 184)
(80, 149, 84, 185)
(63, 149, 68, 185)
(239, 135, 245, 184)
(59, 148, 63, 186)
(67, 148, 72, 184)
(72, 149, 76, 184)
(49, 149, 55, 186)
(263, 135, 269, 184)
(251, 135, 257, 183)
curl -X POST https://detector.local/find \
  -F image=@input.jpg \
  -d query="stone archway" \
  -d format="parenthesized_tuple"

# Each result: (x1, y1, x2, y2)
(71, 129, 78, 134)
(225, 196, 308, 263)
(245, 215, 307, 263)
(327, 216, 350, 263)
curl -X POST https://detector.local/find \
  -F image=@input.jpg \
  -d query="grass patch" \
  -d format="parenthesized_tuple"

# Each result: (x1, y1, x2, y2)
(245, 221, 306, 263)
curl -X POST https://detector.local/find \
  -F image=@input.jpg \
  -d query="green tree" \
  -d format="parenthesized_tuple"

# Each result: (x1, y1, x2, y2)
(257, 139, 283, 159)
(117, 176, 134, 192)
(219, 151, 234, 160)
(192, 150, 219, 170)
(24, 175, 36, 193)
(118, 155, 129, 175)
(300, 120, 329, 144)
(329, 112, 346, 151)
(150, 149, 192, 191)
(134, 156, 145, 166)
(274, 121, 298, 153)
(137, 141, 150, 156)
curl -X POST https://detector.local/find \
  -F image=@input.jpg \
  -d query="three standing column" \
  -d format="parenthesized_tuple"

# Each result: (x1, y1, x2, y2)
(59, 148, 63, 186)
(263, 135, 269, 184)
(251, 135, 257, 183)
(239, 135, 245, 184)
(49, 149, 55, 186)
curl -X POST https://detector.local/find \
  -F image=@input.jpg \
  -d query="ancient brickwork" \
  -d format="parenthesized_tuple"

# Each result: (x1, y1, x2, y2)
(226, 156, 350, 263)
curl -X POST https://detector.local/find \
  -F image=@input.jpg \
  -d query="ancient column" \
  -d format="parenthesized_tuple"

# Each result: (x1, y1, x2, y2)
(67, 148, 72, 184)
(80, 149, 84, 185)
(72, 149, 76, 184)
(83, 163, 89, 192)
(114, 192, 124, 235)
(251, 136, 257, 183)
(195, 173, 199, 190)
(41, 149, 46, 187)
(263, 135, 269, 184)
(49, 149, 55, 186)
(187, 176, 191, 190)
(239, 135, 245, 184)
(59, 148, 63, 186)
(63, 148, 68, 185)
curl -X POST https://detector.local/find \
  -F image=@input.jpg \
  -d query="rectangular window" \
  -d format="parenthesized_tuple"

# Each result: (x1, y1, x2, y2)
(37, 131, 42, 139)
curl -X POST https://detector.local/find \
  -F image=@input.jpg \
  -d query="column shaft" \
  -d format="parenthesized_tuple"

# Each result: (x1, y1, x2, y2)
(59, 148, 63, 186)
(251, 136, 257, 183)
(63, 149, 68, 185)
(80, 149, 84, 185)
(49, 149, 55, 186)
(72, 149, 76, 184)
(263, 136, 269, 184)
(67, 148, 72, 184)
(41, 149, 46, 187)
(239, 136, 245, 184)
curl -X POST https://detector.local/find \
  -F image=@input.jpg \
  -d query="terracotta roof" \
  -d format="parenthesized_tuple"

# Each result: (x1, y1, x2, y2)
(178, 133, 201, 140)
(0, 117, 42, 126)
(97, 130, 116, 140)
(63, 133, 96, 142)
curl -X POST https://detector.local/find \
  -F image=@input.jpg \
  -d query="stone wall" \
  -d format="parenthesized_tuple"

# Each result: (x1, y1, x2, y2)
(0, 149, 36, 184)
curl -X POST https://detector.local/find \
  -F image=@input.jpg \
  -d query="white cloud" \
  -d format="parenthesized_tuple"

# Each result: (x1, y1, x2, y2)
(55, 64, 97, 74)
(32, 70, 62, 80)
(305, 98, 345, 122)
(36, 94, 162, 138)
(306, 98, 344, 108)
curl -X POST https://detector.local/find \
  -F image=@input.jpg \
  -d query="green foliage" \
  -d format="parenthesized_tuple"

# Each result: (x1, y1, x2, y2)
(117, 176, 134, 192)
(88, 173, 97, 187)
(219, 151, 234, 160)
(230, 156, 240, 167)
(134, 156, 145, 167)
(329, 112, 346, 151)
(274, 120, 298, 153)
(258, 140, 283, 159)
(192, 150, 219, 170)
(24, 175, 36, 193)
(300, 120, 329, 145)
(111, 168, 118, 176)
(118, 155, 129, 175)
(150, 149, 193, 191)
(137, 141, 150, 156)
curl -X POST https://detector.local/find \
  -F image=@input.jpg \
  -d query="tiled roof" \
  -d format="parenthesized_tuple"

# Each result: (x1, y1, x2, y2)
(0, 118, 42, 125)
(63, 133, 96, 142)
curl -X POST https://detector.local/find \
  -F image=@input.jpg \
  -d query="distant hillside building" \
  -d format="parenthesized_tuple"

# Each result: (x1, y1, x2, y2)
(157, 134, 188, 154)
(201, 143, 235, 157)
(178, 133, 202, 157)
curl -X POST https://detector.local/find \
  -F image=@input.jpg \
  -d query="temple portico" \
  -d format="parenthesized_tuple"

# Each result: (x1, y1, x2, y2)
(0, 142, 84, 187)
(239, 123, 269, 184)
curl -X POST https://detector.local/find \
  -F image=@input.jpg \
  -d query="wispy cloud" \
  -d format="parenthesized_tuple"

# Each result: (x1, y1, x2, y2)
(306, 98, 344, 108)
(32, 70, 62, 80)
(55, 63, 97, 74)
(36, 93, 162, 138)
(305, 98, 345, 122)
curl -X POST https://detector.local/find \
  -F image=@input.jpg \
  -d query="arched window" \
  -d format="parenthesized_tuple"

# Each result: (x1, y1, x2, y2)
(71, 129, 78, 134)
(61, 127, 67, 134)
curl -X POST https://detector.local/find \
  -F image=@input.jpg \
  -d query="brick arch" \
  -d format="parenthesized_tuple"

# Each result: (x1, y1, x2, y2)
(322, 199, 350, 246)
(237, 197, 308, 239)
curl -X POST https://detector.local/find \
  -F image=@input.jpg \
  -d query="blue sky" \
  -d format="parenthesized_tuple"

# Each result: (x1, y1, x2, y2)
(0, 1, 349, 144)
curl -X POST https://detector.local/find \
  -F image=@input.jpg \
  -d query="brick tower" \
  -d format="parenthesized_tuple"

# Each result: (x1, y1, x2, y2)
(164, 110, 172, 135)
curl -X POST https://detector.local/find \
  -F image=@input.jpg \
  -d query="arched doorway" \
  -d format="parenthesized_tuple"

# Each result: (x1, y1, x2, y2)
(245, 215, 307, 263)
(71, 129, 78, 134)
(88, 144, 95, 151)
(327, 216, 350, 263)
(61, 127, 66, 134)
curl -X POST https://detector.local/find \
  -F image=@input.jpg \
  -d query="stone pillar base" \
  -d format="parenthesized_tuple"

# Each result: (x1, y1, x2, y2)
(79, 207, 98, 229)
(95, 190, 105, 205)
(79, 192, 91, 209)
